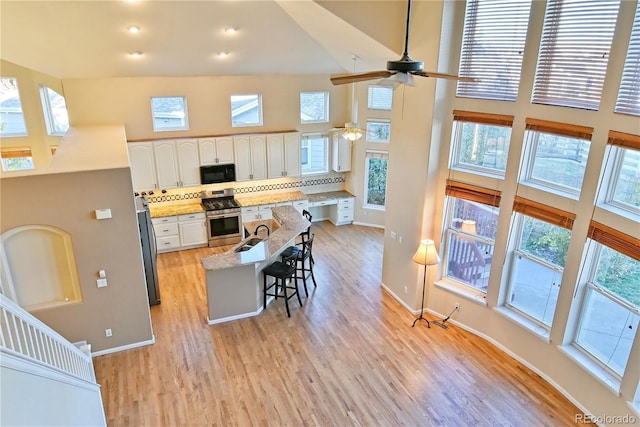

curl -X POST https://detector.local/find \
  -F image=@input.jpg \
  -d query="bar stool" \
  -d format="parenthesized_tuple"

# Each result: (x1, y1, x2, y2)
(262, 252, 302, 317)
(281, 233, 317, 297)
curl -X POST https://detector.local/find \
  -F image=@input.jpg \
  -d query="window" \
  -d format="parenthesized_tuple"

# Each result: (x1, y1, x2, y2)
(573, 222, 640, 378)
(300, 133, 328, 175)
(603, 131, 640, 216)
(505, 198, 575, 328)
(532, 0, 621, 110)
(442, 181, 501, 293)
(39, 86, 69, 136)
(300, 92, 329, 124)
(450, 111, 513, 176)
(151, 96, 188, 132)
(367, 85, 393, 110)
(230, 94, 262, 127)
(1, 146, 34, 171)
(364, 151, 388, 209)
(0, 77, 27, 137)
(457, 0, 532, 101)
(365, 119, 391, 143)
(615, 2, 640, 116)
(522, 119, 593, 197)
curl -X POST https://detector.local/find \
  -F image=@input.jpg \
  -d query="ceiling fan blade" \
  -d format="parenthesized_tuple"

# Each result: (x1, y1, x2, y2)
(330, 71, 393, 85)
(412, 70, 478, 82)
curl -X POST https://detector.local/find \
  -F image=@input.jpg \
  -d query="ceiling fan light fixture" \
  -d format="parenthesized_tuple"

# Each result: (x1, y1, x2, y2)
(342, 125, 363, 142)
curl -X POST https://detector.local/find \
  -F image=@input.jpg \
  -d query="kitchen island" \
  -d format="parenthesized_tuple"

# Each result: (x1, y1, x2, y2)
(201, 205, 310, 324)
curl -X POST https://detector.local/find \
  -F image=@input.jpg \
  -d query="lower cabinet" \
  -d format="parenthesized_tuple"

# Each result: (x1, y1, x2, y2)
(153, 212, 206, 253)
(329, 197, 355, 225)
(241, 204, 275, 223)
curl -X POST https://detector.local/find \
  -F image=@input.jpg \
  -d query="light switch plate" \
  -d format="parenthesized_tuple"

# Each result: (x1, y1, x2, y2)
(96, 278, 108, 288)
(95, 209, 112, 220)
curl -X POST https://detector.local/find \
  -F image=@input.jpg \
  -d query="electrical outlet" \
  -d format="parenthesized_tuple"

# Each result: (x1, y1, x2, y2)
(455, 303, 460, 310)
(105, 328, 112, 337)
(390, 231, 396, 240)
(404, 286, 408, 294)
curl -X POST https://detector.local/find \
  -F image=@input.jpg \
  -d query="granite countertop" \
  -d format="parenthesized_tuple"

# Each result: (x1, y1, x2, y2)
(307, 190, 354, 202)
(150, 203, 205, 218)
(201, 205, 310, 271)
(235, 190, 307, 207)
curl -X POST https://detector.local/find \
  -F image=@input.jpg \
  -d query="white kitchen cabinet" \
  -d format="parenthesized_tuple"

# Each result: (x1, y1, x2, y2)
(199, 136, 234, 165)
(154, 140, 180, 189)
(234, 135, 267, 181)
(154, 139, 200, 189)
(332, 134, 352, 172)
(266, 132, 300, 178)
(293, 199, 309, 213)
(128, 142, 158, 191)
(152, 216, 180, 252)
(178, 212, 207, 247)
(329, 197, 355, 225)
(241, 204, 274, 223)
(175, 139, 201, 187)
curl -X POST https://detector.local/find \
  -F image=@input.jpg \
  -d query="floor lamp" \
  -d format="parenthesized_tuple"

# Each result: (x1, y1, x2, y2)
(412, 239, 440, 328)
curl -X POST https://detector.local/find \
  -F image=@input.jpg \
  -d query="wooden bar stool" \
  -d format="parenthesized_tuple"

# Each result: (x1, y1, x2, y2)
(281, 233, 317, 297)
(262, 252, 302, 317)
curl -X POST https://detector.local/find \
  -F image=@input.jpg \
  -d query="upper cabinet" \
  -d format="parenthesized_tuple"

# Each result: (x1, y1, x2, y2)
(332, 135, 352, 172)
(154, 139, 200, 189)
(199, 136, 234, 165)
(128, 142, 158, 191)
(266, 132, 301, 178)
(234, 135, 267, 181)
(175, 139, 201, 187)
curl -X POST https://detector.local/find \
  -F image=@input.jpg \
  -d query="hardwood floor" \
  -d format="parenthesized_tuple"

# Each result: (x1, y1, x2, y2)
(94, 221, 584, 426)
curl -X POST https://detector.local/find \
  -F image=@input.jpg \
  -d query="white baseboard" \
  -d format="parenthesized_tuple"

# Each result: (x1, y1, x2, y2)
(352, 221, 385, 229)
(91, 336, 156, 357)
(208, 307, 263, 325)
(380, 282, 418, 315)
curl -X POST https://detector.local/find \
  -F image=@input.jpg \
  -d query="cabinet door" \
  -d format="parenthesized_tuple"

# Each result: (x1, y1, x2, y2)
(154, 141, 180, 189)
(283, 132, 301, 177)
(179, 221, 207, 246)
(233, 136, 252, 181)
(128, 142, 157, 191)
(176, 139, 200, 187)
(198, 137, 217, 165)
(332, 135, 352, 172)
(250, 135, 268, 180)
(266, 134, 285, 178)
(216, 137, 235, 164)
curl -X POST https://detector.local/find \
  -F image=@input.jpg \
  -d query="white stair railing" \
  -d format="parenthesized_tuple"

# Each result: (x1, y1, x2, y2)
(0, 293, 96, 384)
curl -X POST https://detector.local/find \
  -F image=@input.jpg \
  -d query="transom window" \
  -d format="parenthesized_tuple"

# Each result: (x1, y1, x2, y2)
(300, 91, 329, 124)
(300, 133, 328, 175)
(1, 146, 34, 171)
(0, 77, 27, 137)
(230, 94, 263, 128)
(151, 96, 189, 132)
(39, 85, 69, 136)
(367, 85, 393, 110)
(364, 150, 388, 210)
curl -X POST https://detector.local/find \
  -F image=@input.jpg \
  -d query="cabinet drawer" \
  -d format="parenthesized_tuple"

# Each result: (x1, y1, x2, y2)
(259, 203, 276, 211)
(156, 235, 180, 251)
(178, 212, 205, 222)
(241, 206, 258, 214)
(276, 201, 293, 207)
(154, 222, 179, 237)
(338, 197, 354, 209)
(293, 199, 308, 208)
(152, 215, 177, 225)
(309, 198, 337, 207)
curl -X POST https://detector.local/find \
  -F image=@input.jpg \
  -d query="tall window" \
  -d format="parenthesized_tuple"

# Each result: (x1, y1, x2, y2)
(457, 0, 532, 101)
(39, 86, 69, 136)
(151, 96, 188, 132)
(300, 91, 329, 124)
(1, 146, 34, 171)
(615, 2, 640, 116)
(230, 94, 263, 127)
(364, 151, 388, 209)
(602, 131, 640, 216)
(573, 222, 639, 378)
(0, 77, 27, 137)
(450, 111, 513, 176)
(300, 133, 328, 175)
(442, 181, 501, 293)
(367, 85, 393, 110)
(532, 0, 621, 110)
(505, 198, 575, 328)
(521, 119, 593, 198)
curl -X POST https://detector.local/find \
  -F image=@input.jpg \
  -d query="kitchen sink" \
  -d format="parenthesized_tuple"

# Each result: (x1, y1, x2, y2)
(233, 237, 263, 253)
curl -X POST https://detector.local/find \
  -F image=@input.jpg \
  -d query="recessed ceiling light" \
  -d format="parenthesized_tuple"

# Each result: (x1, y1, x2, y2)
(223, 27, 237, 34)
(128, 25, 141, 34)
(130, 51, 143, 58)
(217, 51, 229, 58)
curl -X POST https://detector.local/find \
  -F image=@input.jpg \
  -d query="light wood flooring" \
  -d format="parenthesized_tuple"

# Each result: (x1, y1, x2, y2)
(94, 221, 585, 426)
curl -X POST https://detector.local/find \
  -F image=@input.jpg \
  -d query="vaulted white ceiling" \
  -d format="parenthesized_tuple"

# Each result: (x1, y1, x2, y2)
(0, 0, 405, 79)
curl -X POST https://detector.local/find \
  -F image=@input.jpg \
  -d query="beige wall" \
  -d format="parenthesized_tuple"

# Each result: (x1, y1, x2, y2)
(1, 126, 153, 352)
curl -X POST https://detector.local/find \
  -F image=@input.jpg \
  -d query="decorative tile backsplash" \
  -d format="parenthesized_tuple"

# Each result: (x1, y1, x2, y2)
(146, 175, 345, 204)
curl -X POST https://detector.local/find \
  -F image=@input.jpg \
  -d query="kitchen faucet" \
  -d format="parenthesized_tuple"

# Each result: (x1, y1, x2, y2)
(254, 224, 270, 237)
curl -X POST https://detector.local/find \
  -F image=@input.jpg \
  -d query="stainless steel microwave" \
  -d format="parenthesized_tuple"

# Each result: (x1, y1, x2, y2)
(200, 164, 236, 184)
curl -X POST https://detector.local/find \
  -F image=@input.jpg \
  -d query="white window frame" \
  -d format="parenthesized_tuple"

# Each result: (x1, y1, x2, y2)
(365, 119, 391, 143)
(230, 93, 263, 128)
(300, 91, 329, 124)
(0, 77, 28, 137)
(1, 147, 34, 171)
(363, 150, 388, 210)
(300, 133, 329, 176)
(367, 85, 393, 111)
(39, 85, 69, 136)
(603, 146, 640, 217)
(615, 2, 640, 116)
(450, 119, 512, 178)
(151, 96, 189, 132)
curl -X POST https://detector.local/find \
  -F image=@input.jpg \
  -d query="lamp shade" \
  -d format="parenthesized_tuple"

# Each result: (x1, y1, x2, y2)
(412, 239, 440, 266)
(342, 125, 363, 141)
(460, 219, 477, 235)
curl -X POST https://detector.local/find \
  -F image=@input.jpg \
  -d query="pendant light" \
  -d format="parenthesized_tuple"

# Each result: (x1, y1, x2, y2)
(342, 55, 363, 142)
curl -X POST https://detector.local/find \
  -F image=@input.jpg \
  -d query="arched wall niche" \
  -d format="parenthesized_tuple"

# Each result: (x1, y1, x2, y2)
(1, 225, 83, 311)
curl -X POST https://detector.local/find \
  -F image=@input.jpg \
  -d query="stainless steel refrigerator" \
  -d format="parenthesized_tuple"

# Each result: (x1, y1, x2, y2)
(136, 196, 160, 305)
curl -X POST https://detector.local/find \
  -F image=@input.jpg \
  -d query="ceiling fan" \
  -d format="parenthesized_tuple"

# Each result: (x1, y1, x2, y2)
(330, 0, 476, 86)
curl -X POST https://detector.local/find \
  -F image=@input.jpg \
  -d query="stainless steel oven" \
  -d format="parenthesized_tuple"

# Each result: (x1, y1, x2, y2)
(202, 189, 242, 248)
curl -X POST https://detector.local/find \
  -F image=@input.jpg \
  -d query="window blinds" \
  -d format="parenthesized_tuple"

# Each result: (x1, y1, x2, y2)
(525, 118, 593, 140)
(367, 85, 393, 110)
(608, 130, 640, 151)
(588, 220, 640, 261)
(445, 180, 501, 207)
(457, 0, 532, 102)
(365, 150, 389, 160)
(615, 2, 640, 116)
(0, 146, 32, 159)
(453, 110, 514, 127)
(532, 0, 621, 111)
(513, 196, 575, 229)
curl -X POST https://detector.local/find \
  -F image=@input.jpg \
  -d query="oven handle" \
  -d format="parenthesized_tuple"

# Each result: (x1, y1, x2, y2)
(207, 211, 241, 220)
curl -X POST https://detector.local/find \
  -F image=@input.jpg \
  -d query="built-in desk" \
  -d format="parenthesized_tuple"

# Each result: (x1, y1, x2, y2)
(307, 190, 355, 225)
